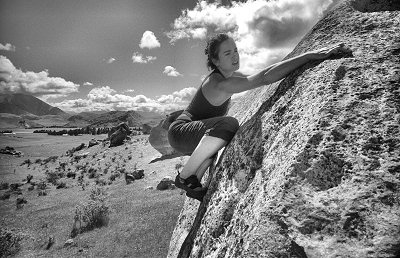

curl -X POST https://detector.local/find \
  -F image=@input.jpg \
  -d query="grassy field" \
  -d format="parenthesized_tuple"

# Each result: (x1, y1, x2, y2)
(0, 130, 187, 257)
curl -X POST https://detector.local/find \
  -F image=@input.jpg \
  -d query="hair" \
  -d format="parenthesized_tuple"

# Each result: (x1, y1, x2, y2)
(204, 33, 230, 70)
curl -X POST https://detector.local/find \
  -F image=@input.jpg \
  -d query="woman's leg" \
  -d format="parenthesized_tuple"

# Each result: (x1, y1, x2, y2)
(179, 135, 226, 179)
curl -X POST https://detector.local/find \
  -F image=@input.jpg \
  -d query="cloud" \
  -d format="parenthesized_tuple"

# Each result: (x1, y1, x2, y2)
(123, 89, 135, 93)
(167, 0, 337, 74)
(0, 55, 79, 100)
(139, 31, 161, 49)
(132, 52, 157, 64)
(54, 86, 197, 114)
(157, 87, 196, 104)
(83, 82, 93, 86)
(0, 43, 16, 52)
(163, 66, 183, 77)
(106, 57, 116, 64)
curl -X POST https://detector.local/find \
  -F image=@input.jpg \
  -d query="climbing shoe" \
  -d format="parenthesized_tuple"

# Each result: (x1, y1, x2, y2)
(174, 174, 208, 202)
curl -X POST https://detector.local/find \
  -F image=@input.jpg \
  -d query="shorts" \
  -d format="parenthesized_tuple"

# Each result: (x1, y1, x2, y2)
(168, 113, 239, 155)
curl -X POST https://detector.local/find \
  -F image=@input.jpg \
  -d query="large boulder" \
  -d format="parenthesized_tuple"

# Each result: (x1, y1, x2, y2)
(168, 1, 400, 258)
(149, 110, 183, 156)
(110, 127, 128, 147)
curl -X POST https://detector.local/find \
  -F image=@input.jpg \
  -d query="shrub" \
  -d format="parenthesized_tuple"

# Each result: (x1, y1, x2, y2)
(45, 170, 64, 185)
(0, 182, 9, 190)
(88, 168, 97, 179)
(20, 159, 31, 167)
(109, 173, 119, 181)
(0, 228, 21, 257)
(56, 180, 67, 189)
(42, 156, 58, 164)
(70, 187, 110, 238)
(37, 181, 47, 190)
(35, 158, 42, 164)
(95, 178, 107, 186)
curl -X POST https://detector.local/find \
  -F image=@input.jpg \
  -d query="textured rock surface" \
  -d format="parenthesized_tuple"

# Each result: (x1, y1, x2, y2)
(168, 1, 400, 257)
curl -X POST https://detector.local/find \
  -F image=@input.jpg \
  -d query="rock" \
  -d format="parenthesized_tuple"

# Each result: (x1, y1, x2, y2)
(64, 239, 74, 247)
(26, 174, 33, 184)
(149, 116, 181, 156)
(16, 197, 27, 208)
(88, 139, 100, 148)
(149, 127, 176, 156)
(110, 127, 128, 147)
(142, 124, 152, 135)
(168, 2, 400, 258)
(108, 123, 131, 139)
(125, 173, 135, 184)
(67, 143, 86, 155)
(28, 185, 34, 191)
(0, 146, 23, 156)
(45, 236, 55, 250)
(132, 169, 144, 179)
(156, 177, 174, 190)
(145, 186, 154, 190)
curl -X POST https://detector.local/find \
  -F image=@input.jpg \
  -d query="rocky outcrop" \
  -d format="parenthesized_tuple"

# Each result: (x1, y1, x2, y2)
(149, 110, 183, 156)
(168, 1, 400, 257)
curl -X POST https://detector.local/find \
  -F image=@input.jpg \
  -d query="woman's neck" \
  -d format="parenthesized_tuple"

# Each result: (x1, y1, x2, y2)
(216, 67, 234, 78)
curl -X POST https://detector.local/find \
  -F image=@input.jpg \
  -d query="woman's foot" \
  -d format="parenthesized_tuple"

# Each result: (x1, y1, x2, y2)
(174, 174, 208, 202)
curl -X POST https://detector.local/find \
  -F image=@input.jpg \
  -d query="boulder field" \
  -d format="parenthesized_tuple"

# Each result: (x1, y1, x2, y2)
(168, 0, 400, 257)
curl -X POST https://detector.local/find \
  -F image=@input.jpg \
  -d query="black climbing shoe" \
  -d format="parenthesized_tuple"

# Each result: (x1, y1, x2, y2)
(175, 174, 208, 202)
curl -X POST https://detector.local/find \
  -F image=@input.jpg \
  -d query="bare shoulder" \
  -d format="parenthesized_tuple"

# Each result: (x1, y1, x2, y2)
(202, 73, 231, 105)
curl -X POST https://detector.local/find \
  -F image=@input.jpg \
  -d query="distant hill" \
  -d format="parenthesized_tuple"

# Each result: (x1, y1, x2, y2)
(64, 110, 164, 128)
(0, 93, 67, 116)
(0, 113, 44, 129)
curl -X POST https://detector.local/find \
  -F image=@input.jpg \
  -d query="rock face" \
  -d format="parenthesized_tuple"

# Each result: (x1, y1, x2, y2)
(168, 1, 400, 258)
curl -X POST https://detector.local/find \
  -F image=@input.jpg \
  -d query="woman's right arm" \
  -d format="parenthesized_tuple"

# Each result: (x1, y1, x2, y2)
(218, 43, 345, 94)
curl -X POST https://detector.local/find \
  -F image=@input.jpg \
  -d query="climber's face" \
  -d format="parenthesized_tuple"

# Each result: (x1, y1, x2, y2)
(213, 38, 240, 74)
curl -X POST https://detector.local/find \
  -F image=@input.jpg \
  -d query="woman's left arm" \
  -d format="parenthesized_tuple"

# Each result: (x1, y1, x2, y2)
(263, 43, 346, 85)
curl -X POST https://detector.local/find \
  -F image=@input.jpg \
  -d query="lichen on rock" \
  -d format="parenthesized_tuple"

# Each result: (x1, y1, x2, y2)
(168, 1, 400, 257)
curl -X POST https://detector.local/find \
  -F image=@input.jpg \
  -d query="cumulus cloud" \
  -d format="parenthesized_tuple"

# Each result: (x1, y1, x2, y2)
(166, 0, 337, 74)
(123, 89, 135, 93)
(83, 82, 93, 86)
(0, 55, 79, 100)
(54, 86, 197, 114)
(0, 43, 16, 52)
(132, 52, 157, 64)
(139, 31, 161, 49)
(163, 66, 183, 77)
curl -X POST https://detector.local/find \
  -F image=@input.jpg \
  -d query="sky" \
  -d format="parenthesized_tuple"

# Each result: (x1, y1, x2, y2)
(0, 0, 338, 114)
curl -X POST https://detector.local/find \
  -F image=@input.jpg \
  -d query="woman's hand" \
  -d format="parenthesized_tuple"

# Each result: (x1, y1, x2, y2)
(307, 43, 347, 60)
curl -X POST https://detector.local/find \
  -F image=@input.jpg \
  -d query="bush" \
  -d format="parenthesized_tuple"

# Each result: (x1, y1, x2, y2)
(0, 228, 21, 257)
(88, 168, 97, 179)
(42, 156, 58, 164)
(70, 187, 110, 238)
(109, 173, 119, 181)
(45, 170, 64, 185)
(20, 159, 31, 167)
(0, 182, 9, 190)
(95, 178, 107, 186)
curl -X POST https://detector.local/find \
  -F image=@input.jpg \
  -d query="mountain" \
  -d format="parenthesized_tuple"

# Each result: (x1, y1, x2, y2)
(168, 1, 400, 257)
(0, 93, 67, 116)
(64, 110, 164, 128)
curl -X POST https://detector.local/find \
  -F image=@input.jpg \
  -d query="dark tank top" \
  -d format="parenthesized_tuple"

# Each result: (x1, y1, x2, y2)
(183, 69, 231, 121)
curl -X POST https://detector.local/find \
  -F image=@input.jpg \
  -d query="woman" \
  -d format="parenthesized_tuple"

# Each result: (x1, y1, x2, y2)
(168, 33, 345, 201)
